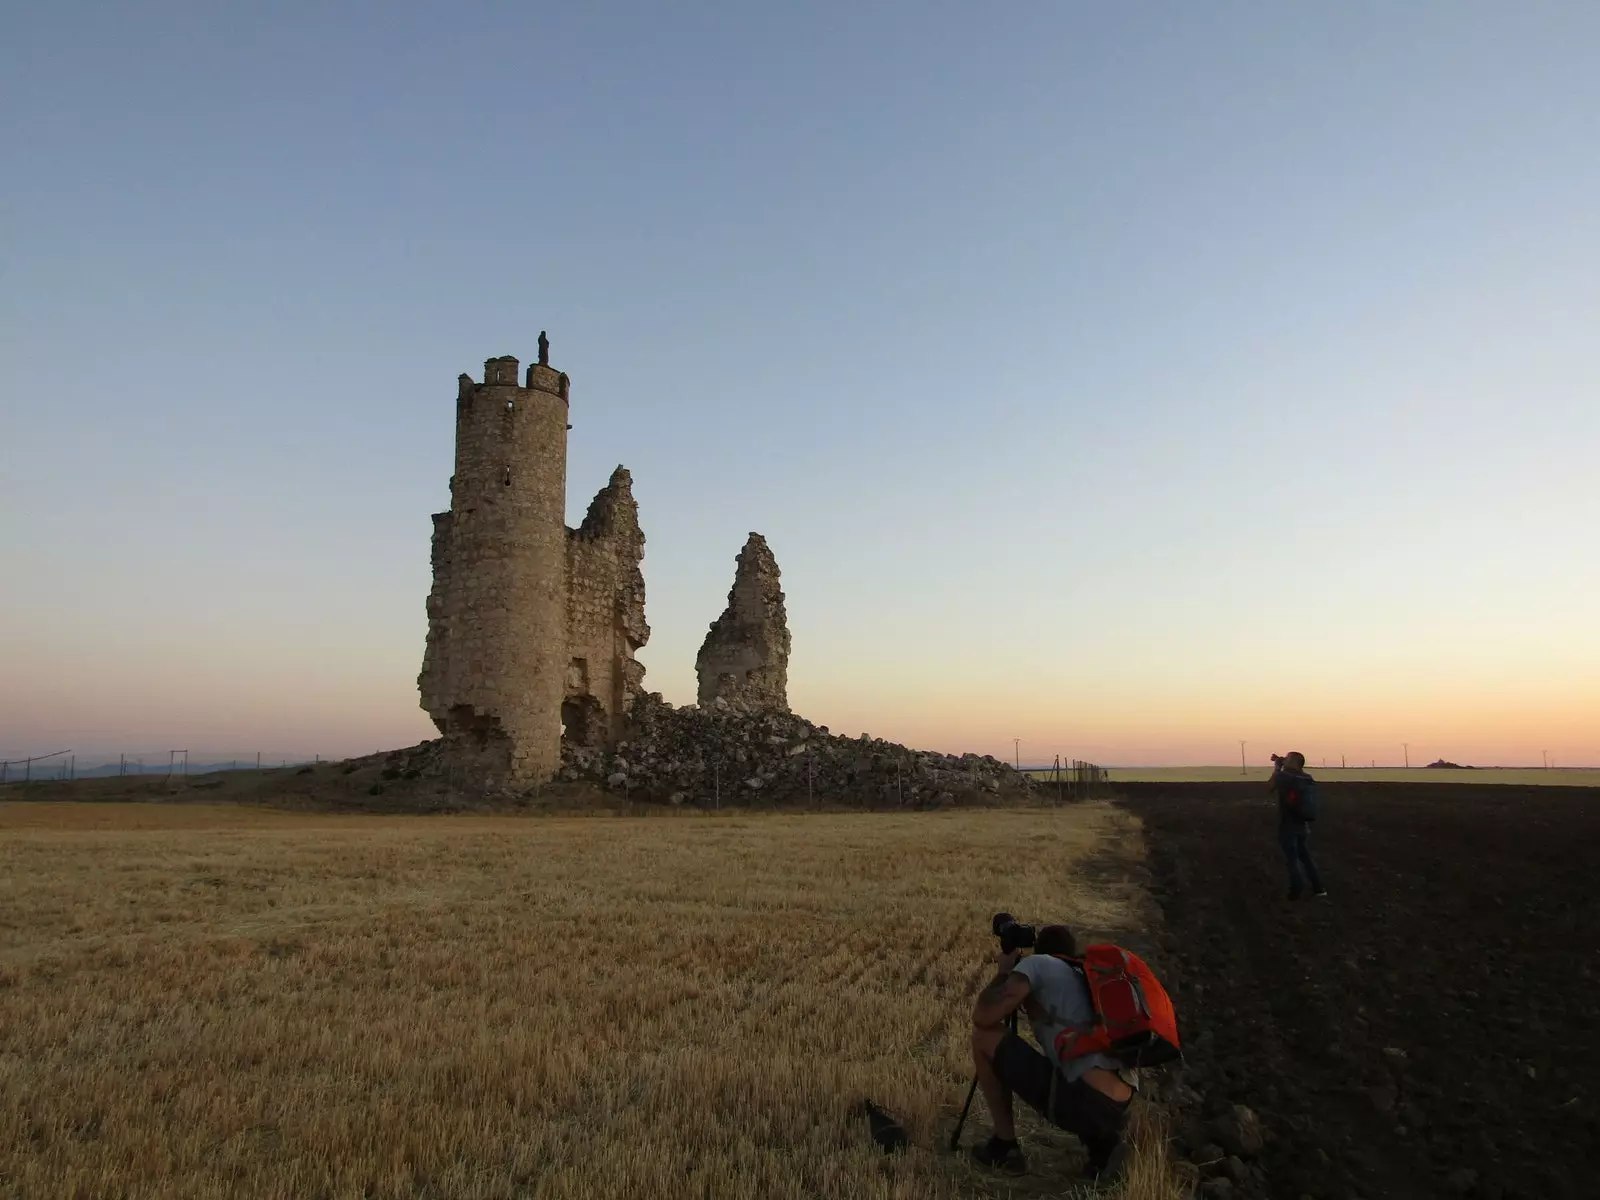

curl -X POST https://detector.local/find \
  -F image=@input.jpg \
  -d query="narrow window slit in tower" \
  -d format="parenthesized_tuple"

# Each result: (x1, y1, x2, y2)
(503, 467, 512, 486)
(506, 400, 515, 413)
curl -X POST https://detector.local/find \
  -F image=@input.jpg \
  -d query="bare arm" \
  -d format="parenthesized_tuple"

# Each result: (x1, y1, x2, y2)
(973, 951, 1032, 1027)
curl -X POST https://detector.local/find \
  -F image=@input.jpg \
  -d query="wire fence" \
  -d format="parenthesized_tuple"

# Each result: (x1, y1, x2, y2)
(1038, 755, 1110, 803)
(0, 750, 331, 785)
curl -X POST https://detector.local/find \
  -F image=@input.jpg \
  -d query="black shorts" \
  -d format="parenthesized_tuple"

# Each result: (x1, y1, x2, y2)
(993, 1032, 1130, 1155)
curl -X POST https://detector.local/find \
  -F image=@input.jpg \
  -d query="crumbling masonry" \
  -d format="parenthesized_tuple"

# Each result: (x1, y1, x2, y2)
(419, 345, 648, 783)
(696, 533, 791, 711)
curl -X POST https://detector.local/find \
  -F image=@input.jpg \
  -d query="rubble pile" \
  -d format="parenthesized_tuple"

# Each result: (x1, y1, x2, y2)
(558, 693, 1032, 807)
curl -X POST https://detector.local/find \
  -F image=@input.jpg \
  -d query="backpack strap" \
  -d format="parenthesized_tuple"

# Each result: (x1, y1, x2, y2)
(1043, 955, 1099, 1040)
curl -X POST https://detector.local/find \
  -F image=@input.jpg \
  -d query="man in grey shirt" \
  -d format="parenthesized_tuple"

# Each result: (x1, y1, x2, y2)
(968, 924, 1133, 1178)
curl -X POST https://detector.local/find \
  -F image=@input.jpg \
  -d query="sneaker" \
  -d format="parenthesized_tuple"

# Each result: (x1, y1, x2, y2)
(1313, 889, 1329, 898)
(970, 1136, 1027, 1174)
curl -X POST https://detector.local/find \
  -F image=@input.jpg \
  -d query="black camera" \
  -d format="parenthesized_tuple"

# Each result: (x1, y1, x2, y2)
(1270, 753, 1285, 765)
(991, 912, 1036, 953)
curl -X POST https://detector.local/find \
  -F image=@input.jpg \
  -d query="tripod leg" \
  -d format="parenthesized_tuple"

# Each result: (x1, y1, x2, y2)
(950, 1075, 979, 1151)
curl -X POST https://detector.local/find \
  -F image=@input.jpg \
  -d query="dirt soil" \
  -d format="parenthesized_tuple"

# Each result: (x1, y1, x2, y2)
(1123, 782, 1600, 1200)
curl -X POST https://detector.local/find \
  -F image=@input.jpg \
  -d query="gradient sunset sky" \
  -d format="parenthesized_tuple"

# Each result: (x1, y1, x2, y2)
(3, 3, 1596, 768)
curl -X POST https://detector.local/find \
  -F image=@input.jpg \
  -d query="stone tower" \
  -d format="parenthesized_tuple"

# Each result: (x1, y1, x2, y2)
(696, 533, 790, 711)
(420, 347, 650, 784)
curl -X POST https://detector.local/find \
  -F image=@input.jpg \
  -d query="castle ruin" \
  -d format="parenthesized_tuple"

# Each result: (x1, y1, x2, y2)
(696, 533, 791, 712)
(419, 341, 649, 783)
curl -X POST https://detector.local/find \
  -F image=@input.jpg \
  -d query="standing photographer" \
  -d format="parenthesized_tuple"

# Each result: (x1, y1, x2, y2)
(968, 924, 1133, 1179)
(1269, 751, 1328, 900)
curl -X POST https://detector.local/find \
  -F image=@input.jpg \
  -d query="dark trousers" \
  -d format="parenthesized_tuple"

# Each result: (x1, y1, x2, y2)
(993, 1032, 1130, 1169)
(1279, 825, 1324, 896)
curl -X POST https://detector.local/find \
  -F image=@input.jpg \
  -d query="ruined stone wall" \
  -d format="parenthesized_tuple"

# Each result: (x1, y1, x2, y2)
(563, 467, 650, 747)
(696, 533, 790, 711)
(418, 510, 454, 707)
(419, 356, 571, 782)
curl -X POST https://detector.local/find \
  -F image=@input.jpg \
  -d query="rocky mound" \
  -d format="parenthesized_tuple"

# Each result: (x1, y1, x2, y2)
(559, 693, 1030, 808)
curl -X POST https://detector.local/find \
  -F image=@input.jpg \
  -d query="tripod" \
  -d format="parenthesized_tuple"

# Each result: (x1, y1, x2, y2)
(949, 1011, 1017, 1151)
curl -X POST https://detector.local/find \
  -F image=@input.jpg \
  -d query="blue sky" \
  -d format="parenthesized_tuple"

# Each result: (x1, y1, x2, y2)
(3, 2, 1596, 766)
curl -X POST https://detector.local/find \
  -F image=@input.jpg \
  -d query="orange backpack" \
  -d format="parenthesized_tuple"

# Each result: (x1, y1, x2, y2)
(1052, 944, 1181, 1068)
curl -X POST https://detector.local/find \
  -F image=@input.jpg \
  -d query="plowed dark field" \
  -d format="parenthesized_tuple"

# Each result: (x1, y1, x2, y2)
(1123, 782, 1600, 1200)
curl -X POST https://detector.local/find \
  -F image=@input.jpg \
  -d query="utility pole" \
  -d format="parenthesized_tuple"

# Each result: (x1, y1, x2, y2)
(1403, 743, 1410, 769)
(1239, 740, 1247, 776)
(1543, 750, 1549, 770)
(1012, 738, 1021, 770)
(1341, 753, 1346, 769)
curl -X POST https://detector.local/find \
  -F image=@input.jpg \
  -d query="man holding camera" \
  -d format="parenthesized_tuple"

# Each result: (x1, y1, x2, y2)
(968, 923, 1133, 1179)
(1270, 750, 1327, 900)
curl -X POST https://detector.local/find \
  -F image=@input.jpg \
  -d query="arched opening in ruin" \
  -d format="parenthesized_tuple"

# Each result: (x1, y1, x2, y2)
(561, 695, 606, 748)
(446, 704, 501, 748)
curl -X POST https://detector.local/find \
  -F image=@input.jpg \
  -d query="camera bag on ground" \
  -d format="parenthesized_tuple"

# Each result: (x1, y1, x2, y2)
(1053, 944, 1181, 1068)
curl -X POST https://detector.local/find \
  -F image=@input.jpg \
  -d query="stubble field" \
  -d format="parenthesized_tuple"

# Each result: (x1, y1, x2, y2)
(0, 802, 1172, 1199)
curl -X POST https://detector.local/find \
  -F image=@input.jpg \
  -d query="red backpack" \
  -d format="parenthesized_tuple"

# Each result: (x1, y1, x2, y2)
(1052, 944, 1181, 1068)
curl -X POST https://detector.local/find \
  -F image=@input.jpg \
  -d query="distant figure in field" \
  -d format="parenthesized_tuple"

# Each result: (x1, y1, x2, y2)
(1269, 751, 1327, 900)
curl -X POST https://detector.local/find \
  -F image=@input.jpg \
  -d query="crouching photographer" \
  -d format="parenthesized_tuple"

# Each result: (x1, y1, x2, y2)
(964, 914, 1179, 1181)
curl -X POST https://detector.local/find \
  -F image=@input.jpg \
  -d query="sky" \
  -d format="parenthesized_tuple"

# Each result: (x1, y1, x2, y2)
(2, 2, 1596, 769)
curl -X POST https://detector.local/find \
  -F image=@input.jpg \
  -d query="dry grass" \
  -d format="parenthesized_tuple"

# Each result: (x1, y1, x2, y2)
(0, 802, 1184, 1200)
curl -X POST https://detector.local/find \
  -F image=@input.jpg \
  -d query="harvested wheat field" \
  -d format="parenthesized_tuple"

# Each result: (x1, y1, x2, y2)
(0, 802, 1181, 1200)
